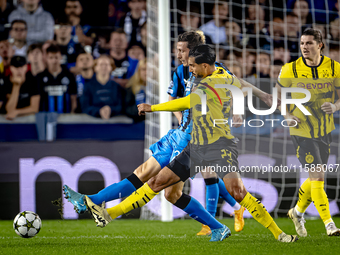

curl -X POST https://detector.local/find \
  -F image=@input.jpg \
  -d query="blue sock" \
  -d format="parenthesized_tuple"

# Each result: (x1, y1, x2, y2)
(218, 178, 236, 207)
(174, 194, 224, 230)
(204, 178, 219, 217)
(88, 174, 143, 205)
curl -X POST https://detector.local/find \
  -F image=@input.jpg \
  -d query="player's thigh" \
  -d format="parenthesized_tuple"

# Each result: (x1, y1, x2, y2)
(133, 157, 162, 182)
(148, 166, 181, 193)
(164, 181, 184, 204)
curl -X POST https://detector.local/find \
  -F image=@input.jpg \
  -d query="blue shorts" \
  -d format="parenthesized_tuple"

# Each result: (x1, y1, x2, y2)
(150, 129, 191, 168)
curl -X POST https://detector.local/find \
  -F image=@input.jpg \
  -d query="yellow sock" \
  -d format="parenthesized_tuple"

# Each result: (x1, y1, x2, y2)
(295, 178, 312, 214)
(107, 183, 158, 219)
(240, 192, 282, 239)
(311, 181, 333, 226)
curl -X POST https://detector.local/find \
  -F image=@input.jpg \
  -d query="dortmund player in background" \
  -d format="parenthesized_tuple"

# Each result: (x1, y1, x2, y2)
(86, 45, 298, 243)
(276, 28, 340, 237)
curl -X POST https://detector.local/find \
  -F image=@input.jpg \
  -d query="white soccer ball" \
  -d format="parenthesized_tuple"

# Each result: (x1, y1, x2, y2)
(13, 211, 42, 238)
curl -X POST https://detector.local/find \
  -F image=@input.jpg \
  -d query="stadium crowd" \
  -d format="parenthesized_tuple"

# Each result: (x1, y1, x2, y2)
(0, 0, 339, 122)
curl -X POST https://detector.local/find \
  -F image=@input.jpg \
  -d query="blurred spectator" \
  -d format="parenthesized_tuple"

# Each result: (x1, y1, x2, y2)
(27, 43, 45, 76)
(227, 62, 242, 78)
(179, 6, 200, 33)
(1, 56, 39, 120)
(0, 0, 15, 41)
(128, 43, 145, 60)
(118, 0, 147, 44)
(37, 45, 77, 113)
(329, 44, 340, 62)
(41, 40, 55, 64)
(270, 59, 284, 80)
(0, 40, 14, 76)
(273, 41, 291, 63)
(242, 50, 256, 78)
(81, 55, 123, 119)
(199, 1, 229, 44)
(92, 33, 111, 59)
(126, 58, 146, 105)
(9, 20, 27, 57)
(109, 29, 139, 88)
(246, 3, 271, 50)
(140, 21, 147, 52)
(292, 0, 312, 29)
(217, 45, 228, 61)
(270, 17, 284, 42)
(330, 18, 340, 40)
(225, 21, 241, 46)
(256, 52, 271, 78)
(286, 0, 338, 24)
(55, 18, 83, 72)
(64, 0, 93, 46)
(108, 0, 129, 27)
(74, 50, 94, 112)
(283, 12, 300, 58)
(284, 12, 299, 38)
(8, 0, 54, 45)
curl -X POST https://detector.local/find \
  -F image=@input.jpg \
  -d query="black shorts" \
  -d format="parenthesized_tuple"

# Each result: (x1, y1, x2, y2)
(291, 135, 331, 166)
(167, 137, 239, 182)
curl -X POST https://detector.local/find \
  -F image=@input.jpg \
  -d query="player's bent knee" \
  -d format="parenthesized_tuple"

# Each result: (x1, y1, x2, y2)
(230, 184, 247, 202)
(165, 189, 182, 204)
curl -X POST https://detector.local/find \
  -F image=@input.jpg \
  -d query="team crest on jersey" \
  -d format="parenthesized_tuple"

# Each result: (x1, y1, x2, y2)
(305, 152, 314, 164)
(322, 70, 330, 78)
(61, 77, 70, 85)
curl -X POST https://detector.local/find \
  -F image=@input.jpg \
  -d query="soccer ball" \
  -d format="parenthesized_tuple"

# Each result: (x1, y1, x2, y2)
(13, 211, 42, 238)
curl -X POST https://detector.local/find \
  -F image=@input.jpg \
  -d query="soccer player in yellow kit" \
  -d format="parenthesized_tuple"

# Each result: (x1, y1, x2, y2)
(85, 44, 298, 243)
(275, 28, 340, 237)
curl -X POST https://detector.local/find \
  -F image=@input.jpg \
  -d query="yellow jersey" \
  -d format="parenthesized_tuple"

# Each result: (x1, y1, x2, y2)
(190, 66, 241, 145)
(278, 55, 340, 140)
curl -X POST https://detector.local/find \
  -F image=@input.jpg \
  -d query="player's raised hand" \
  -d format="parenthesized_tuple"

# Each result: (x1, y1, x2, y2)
(137, 103, 152, 116)
(232, 115, 243, 128)
(321, 102, 336, 114)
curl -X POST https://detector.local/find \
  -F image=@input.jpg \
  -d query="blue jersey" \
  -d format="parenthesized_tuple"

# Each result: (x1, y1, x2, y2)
(167, 65, 193, 135)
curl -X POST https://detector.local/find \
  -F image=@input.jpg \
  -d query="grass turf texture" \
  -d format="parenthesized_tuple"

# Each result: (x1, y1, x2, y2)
(1, 218, 339, 254)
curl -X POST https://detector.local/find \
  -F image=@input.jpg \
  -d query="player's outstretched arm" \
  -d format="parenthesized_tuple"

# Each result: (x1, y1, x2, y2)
(239, 78, 279, 108)
(137, 94, 192, 115)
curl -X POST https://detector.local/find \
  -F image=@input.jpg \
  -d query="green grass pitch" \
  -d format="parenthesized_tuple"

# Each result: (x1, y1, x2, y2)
(1, 218, 340, 254)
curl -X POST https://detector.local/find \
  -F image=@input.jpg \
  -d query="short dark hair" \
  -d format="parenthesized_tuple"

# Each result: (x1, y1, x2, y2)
(273, 59, 284, 66)
(189, 44, 216, 65)
(112, 28, 126, 35)
(178, 31, 205, 50)
(11, 19, 27, 29)
(46, 44, 61, 54)
(27, 43, 43, 55)
(302, 28, 325, 51)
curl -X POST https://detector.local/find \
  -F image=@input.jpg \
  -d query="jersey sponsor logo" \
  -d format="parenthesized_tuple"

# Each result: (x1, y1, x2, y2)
(45, 85, 68, 96)
(296, 82, 332, 89)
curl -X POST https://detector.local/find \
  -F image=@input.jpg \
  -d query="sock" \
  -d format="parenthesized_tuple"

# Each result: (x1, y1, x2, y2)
(204, 178, 219, 217)
(240, 192, 282, 239)
(88, 174, 143, 205)
(107, 183, 158, 219)
(217, 178, 240, 210)
(295, 178, 312, 216)
(174, 193, 224, 230)
(311, 180, 333, 226)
